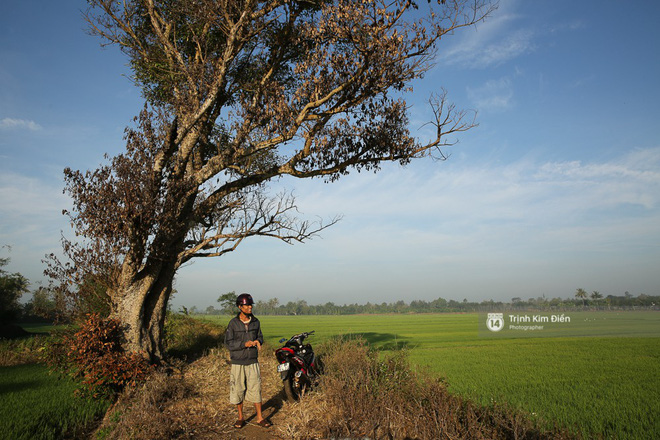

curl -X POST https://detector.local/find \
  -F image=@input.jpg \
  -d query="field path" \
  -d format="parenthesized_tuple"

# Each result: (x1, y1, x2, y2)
(176, 349, 291, 440)
(221, 390, 287, 440)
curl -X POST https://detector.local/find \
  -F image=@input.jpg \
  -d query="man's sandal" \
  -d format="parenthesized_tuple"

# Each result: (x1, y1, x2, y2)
(257, 419, 272, 428)
(234, 420, 246, 429)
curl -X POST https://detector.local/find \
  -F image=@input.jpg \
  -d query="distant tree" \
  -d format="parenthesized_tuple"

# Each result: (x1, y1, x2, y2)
(46, 0, 494, 361)
(0, 257, 30, 324)
(25, 286, 58, 321)
(295, 300, 309, 315)
(447, 299, 460, 310)
(322, 301, 338, 315)
(431, 297, 448, 310)
(46, 259, 113, 320)
(267, 297, 280, 311)
(548, 297, 562, 309)
(410, 300, 429, 311)
(217, 291, 238, 315)
(256, 297, 280, 315)
(575, 288, 588, 307)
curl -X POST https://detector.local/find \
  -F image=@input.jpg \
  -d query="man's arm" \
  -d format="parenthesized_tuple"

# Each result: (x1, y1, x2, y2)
(256, 324, 264, 345)
(224, 320, 245, 351)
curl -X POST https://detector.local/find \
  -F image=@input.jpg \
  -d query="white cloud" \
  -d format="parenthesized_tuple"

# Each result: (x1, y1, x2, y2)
(467, 77, 514, 110)
(0, 117, 42, 131)
(0, 172, 71, 288)
(443, 26, 536, 68)
(438, 1, 584, 70)
(550, 19, 585, 34)
(159, 147, 660, 306)
(0, 172, 69, 243)
(287, 147, 660, 260)
(535, 152, 660, 211)
(439, 0, 536, 69)
(4, 145, 658, 306)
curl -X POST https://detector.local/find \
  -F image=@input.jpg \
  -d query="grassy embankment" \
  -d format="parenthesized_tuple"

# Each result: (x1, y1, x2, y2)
(0, 315, 225, 440)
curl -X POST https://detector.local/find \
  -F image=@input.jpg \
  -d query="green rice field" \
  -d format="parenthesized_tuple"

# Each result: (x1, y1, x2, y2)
(0, 363, 110, 440)
(205, 311, 660, 439)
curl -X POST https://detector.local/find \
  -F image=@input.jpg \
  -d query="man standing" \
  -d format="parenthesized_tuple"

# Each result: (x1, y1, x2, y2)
(224, 293, 272, 428)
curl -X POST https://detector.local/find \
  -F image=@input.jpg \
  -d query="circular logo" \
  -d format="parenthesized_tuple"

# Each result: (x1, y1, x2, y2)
(486, 313, 504, 332)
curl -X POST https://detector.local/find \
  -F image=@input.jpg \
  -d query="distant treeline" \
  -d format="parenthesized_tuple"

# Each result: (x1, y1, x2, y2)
(187, 293, 659, 316)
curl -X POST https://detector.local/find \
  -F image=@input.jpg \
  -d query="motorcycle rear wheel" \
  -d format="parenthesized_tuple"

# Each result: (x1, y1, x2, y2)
(283, 377, 306, 402)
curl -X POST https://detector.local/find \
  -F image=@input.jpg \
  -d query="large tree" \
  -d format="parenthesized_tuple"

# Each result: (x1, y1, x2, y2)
(48, 0, 494, 361)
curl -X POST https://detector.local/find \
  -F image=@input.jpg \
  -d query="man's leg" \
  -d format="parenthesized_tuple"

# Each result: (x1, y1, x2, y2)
(230, 364, 247, 427)
(245, 364, 270, 426)
(254, 402, 263, 421)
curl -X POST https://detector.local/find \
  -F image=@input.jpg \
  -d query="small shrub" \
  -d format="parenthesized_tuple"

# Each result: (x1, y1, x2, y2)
(47, 313, 153, 397)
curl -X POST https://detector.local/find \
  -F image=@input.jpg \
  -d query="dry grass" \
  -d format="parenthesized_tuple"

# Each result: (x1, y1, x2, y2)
(93, 335, 578, 440)
(275, 337, 578, 440)
(94, 346, 285, 439)
(0, 335, 48, 366)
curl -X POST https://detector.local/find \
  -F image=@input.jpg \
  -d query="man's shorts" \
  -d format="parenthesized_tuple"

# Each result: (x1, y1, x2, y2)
(229, 363, 262, 404)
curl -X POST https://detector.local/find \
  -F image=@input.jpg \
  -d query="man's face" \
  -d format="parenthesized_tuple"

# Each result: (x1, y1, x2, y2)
(239, 304, 253, 316)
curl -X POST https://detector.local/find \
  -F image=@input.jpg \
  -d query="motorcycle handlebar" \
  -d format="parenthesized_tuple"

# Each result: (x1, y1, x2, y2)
(279, 330, 315, 345)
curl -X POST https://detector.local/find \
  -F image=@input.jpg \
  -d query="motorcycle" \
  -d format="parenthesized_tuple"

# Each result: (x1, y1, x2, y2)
(274, 331, 321, 401)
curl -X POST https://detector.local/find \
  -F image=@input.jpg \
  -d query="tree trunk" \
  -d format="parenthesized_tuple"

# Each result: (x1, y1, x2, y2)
(112, 262, 177, 363)
(111, 183, 197, 362)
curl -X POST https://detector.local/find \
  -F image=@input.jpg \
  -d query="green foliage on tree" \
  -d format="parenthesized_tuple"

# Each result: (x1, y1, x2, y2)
(217, 291, 238, 315)
(575, 288, 588, 307)
(23, 287, 58, 321)
(0, 257, 29, 324)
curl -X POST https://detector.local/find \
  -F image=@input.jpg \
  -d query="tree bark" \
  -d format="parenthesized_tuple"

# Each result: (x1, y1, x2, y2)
(112, 261, 176, 362)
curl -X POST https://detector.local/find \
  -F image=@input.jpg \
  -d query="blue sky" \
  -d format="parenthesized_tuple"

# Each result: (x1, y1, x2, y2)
(1, 0, 659, 309)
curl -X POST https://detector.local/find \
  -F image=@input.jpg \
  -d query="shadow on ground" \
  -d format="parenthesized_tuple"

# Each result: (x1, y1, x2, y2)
(340, 332, 415, 350)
